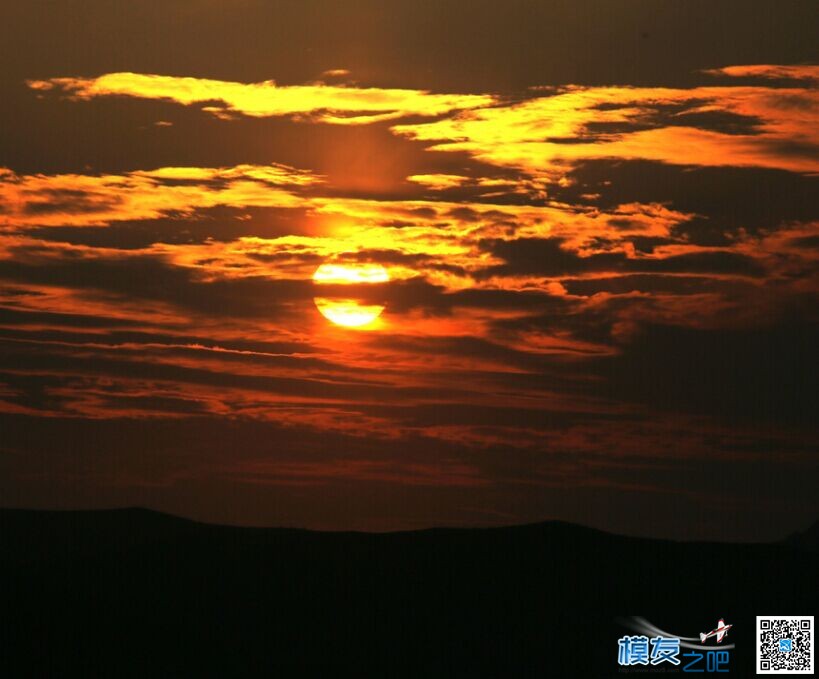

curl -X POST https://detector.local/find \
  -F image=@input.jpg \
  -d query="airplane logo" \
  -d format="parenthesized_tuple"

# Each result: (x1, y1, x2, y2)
(699, 619, 732, 644)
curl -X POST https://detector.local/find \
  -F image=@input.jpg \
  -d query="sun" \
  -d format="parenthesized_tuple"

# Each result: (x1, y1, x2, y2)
(312, 262, 389, 328)
(313, 298, 385, 327)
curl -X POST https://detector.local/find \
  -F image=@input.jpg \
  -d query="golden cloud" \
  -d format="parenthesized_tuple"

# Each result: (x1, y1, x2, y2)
(702, 64, 819, 82)
(406, 174, 471, 190)
(393, 80, 819, 175)
(0, 163, 319, 227)
(28, 72, 495, 124)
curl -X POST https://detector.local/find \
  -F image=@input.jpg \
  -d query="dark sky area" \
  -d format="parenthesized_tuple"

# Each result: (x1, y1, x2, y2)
(0, 0, 817, 540)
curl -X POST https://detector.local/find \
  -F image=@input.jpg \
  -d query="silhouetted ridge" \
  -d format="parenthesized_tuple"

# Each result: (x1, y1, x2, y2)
(1, 508, 816, 676)
(783, 519, 819, 552)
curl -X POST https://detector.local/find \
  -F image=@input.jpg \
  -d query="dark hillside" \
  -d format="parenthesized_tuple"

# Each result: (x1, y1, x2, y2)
(1, 509, 815, 676)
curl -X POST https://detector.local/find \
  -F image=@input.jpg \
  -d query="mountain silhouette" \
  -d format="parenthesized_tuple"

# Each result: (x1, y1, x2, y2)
(1, 508, 815, 676)
(783, 519, 819, 552)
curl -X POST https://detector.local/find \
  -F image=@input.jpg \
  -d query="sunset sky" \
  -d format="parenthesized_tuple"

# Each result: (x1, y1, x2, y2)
(1, 0, 816, 540)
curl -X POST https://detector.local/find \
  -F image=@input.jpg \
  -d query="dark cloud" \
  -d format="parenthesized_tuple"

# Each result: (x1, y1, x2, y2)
(790, 235, 819, 249)
(0, 339, 470, 408)
(0, 316, 315, 357)
(373, 334, 571, 374)
(22, 189, 121, 216)
(24, 207, 317, 249)
(561, 274, 759, 296)
(480, 237, 766, 277)
(0, 256, 313, 318)
(0, 409, 814, 539)
(481, 237, 618, 277)
(563, 160, 819, 244)
(380, 277, 574, 315)
(588, 320, 819, 424)
(578, 105, 765, 139)
(0, 306, 144, 330)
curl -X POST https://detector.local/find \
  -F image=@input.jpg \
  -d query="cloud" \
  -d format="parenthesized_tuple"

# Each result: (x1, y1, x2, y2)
(702, 64, 819, 83)
(481, 237, 767, 278)
(0, 163, 318, 227)
(320, 69, 352, 78)
(393, 76, 819, 175)
(5, 60, 818, 537)
(407, 174, 471, 190)
(561, 161, 819, 245)
(584, 320, 819, 425)
(28, 72, 495, 125)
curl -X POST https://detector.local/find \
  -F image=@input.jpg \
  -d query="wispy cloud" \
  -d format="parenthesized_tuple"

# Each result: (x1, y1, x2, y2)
(28, 72, 495, 124)
(393, 76, 819, 176)
(0, 163, 319, 227)
(702, 64, 819, 82)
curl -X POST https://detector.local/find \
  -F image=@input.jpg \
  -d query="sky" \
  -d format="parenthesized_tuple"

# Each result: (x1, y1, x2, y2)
(0, 0, 816, 540)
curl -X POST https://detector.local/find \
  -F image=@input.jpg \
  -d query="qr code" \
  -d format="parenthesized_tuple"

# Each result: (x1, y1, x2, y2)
(757, 616, 814, 674)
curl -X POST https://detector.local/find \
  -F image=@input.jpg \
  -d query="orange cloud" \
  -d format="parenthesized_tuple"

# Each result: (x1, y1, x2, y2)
(407, 174, 471, 190)
(702, 64, 819, 82)
(0, 160, 699, 297)
(0, 163, 318, 227)
(28, 72, 495, 124)
(321, 69, 352, 78)
(393, 80, 819, 175)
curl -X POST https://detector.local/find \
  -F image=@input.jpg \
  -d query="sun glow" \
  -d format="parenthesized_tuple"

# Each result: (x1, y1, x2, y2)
(312, 262, 389, 328)
(313, 298, 384, 327)
(312, 263, 390, 285)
